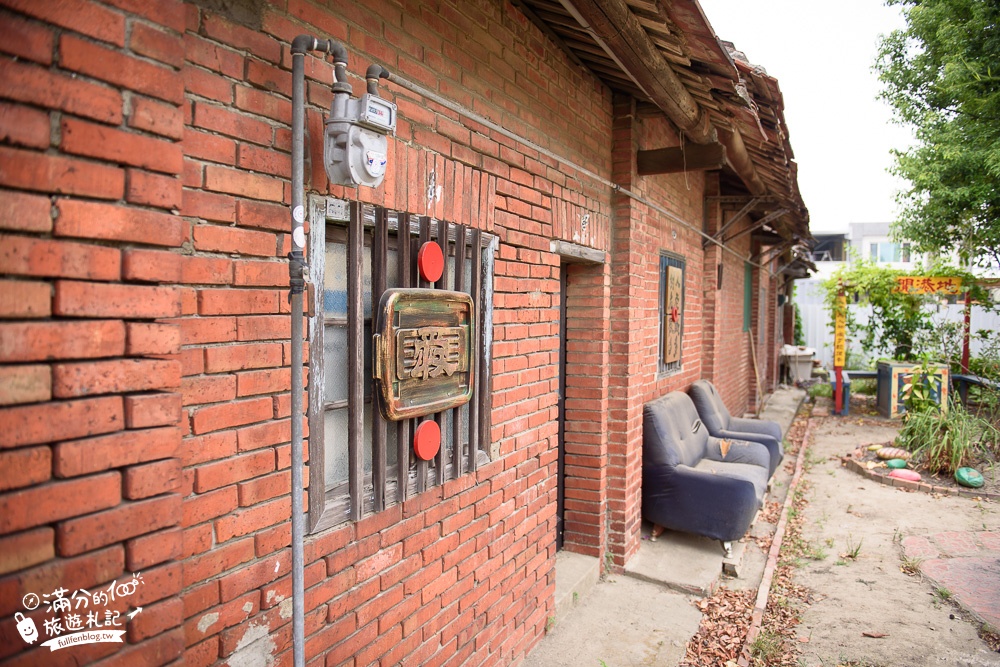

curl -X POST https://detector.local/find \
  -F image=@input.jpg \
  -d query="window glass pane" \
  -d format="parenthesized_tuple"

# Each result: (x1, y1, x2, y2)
(323, 324, 372, 402)
(324, 408, 348, 487)
(324, 404, 400, 487)
(879, 243, 900, 263)
(324, 243, 347, 317)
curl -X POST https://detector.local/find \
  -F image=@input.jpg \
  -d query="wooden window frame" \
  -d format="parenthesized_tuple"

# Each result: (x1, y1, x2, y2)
(306, 200, 496, 533)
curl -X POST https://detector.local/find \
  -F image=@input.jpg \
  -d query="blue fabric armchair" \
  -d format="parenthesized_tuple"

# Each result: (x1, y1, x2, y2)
(642, 392, 771, 544)
(688, 380, 783, 477)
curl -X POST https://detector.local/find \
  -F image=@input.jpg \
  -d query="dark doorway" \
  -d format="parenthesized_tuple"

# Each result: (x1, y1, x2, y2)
(556, 265, 568, 550)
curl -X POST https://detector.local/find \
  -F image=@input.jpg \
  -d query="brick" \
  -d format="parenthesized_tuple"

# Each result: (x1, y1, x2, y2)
(0, 58, 123, 125)
(184, 33, 245, 79)
(55, 199, 184, 246)
(182, 189, 236, 222)
(0, 320, 125, 362)
(0, 365, 51, 406)
(184, 591, 259, 646)
(129, 95, 185, 141)
(54, 426, 181, 477)
(182, 486, 239, 530)
(234, 85, 292, 124)
(0, 279, 50, 318)
(0, 101, 50, 149)
(0, 527, 53, 576)
(191, 396, 273, 435)
(53, 358, 180, 398)
(122, 248, 183, 282)
(234, 260, 288, 286)
(204, 343, 283, 373)
(127, 169, 183, 210)
(236, 199, 289, 232)
(182, 536, 255, 586)
(124, 459, 182, 499)
(57, 493, 181, 556)
(236, 418, 290, 451)
(204, 165, 283, 200)
(236, 368, 291, 396)
(178, 256, 233, 286)
(0, 446, 51, 491)
(60, 34, 183, 104)
(184, 66, 234, 105)
(0, 191, 52, 233)
(0, 471, 120, 534)
(181, 374, 237, 407)
(194, 448, 275, 492)
(214, 496, 289, 542)
(103, 0, 185, 32)
(182, 128, 236, 164)
(127, 322, 182, 356)
(0, 11, 54, 64)
(203, 14, 282, 63)
(192, 224, 276, 256)
(253, 522, 290, 556)
(124, 392, 183, 429)
(237, 470, 290, 506)
(237, 142, 291, 178)
(61, 117, 183, 175)
(236, 315, 291, 340)
(0, 146, 124, 199)
(0, 234, 120, 280)
(128, 597, 184, 644)
(193, 103, 273, 146)
(131, 21, 184, 67)
(4, 0, 125, 46)
(53, 280, 182, 319)
(199, 289, 279, 315)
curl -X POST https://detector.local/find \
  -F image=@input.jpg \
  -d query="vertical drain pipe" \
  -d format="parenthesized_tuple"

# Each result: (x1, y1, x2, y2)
(289, 34, 343, 667)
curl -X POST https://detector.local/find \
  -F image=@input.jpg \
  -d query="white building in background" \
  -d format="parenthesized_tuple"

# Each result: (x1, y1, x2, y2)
(795, 222, 1000, 368)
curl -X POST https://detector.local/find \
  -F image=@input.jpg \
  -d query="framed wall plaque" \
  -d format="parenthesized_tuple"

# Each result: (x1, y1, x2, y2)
(374, 288, 476, 420)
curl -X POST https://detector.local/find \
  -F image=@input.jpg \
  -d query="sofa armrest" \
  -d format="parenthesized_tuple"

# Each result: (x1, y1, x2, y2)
(704, 437, 770, 469)
(728, 416, 782, 441)
(715, 429, 783, 477)
(642, 465, 760, 543)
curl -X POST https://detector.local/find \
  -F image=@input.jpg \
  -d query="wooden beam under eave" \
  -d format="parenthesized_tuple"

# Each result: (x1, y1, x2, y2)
(636, 142, 726, 175)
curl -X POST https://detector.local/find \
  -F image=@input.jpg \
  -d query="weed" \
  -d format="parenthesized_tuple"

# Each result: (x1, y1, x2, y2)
(749, 629, 785, 663)
(900, 556, 923, 575)
(809, 382, 832, 399)
(842, 535, 863, 560)
(824, 538, 835, 548)
(935, 587, 952, 601)
(545, 616, 555, 633)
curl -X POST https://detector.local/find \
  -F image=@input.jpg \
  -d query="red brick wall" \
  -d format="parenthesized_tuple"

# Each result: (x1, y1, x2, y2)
(0, 0, 616, 664)
(0, 0, 789, 664)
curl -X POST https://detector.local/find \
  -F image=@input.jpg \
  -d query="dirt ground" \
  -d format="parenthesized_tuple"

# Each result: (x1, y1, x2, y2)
(791, 416, 1000, 667)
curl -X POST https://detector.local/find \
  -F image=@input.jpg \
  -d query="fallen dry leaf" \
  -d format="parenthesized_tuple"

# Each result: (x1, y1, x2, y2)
(862, 631, 888, 638)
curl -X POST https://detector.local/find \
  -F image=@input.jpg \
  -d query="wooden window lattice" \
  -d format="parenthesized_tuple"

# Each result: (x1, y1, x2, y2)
(309, 202, 493, 532)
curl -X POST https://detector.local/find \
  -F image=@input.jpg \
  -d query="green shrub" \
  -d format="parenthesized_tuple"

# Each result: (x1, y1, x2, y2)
(896, 399, 999, 475)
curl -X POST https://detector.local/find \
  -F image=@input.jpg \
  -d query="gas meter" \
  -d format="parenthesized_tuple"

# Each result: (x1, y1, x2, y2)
(325, 91, 396, 188)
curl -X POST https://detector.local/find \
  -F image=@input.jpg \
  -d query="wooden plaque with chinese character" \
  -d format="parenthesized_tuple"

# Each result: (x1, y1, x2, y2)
(374, 288, 476, 421)
(663, 266, 682, 364)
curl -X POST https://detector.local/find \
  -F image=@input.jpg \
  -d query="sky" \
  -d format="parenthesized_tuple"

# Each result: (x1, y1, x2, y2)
(699, 0, 913, 234)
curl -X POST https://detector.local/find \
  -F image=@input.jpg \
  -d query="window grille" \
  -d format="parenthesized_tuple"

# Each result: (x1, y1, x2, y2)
(308, 202, 495, 532)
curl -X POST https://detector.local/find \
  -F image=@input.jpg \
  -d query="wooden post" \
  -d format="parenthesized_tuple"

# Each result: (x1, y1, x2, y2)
(833, 292, 846, 415)
(961, 289, 971, 374)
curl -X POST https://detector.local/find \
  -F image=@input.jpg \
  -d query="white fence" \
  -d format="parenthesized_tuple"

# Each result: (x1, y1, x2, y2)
(796, 278, 1000, 368)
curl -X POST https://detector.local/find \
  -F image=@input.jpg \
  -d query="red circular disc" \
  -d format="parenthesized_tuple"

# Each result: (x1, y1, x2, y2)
(413, 420, 441, 461)
(417, 241, 444, 283)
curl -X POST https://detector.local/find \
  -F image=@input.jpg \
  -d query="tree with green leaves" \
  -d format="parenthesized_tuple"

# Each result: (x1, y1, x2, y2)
(876, 0, 1000, 269)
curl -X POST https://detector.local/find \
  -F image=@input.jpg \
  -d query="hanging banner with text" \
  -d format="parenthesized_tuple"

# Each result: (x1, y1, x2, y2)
(893, 276, 962, 295)
(833, 295, 847, 368)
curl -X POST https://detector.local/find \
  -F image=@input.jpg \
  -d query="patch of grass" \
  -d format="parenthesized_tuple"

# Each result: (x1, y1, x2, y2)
(809, 382, 832, 399)
(935, 586, 952, 601)
(750, 629, 785, 663)
(852, 378, 877, 396)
